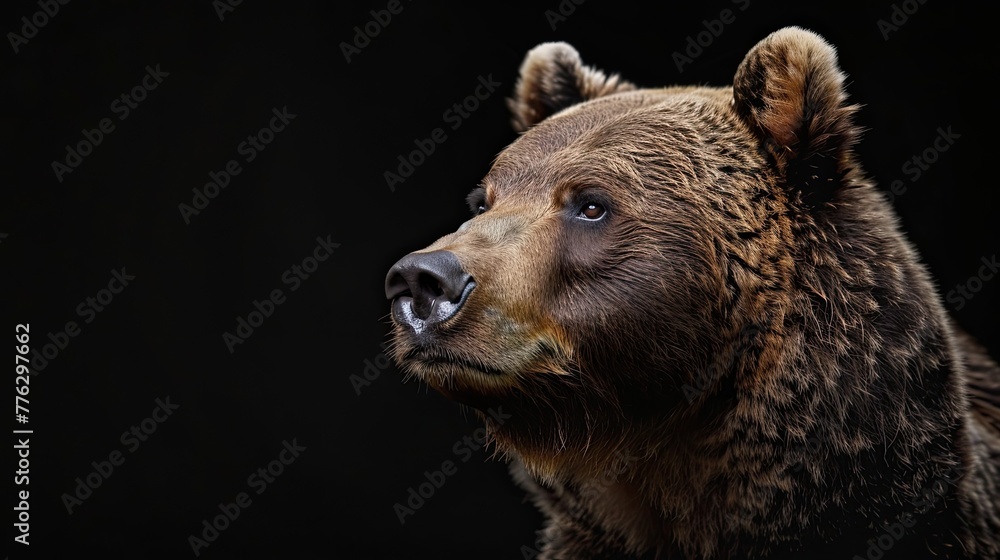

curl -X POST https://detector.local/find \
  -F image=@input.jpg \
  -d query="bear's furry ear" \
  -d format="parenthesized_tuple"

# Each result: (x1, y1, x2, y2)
(509, 42, 635, 132)
(733, 27, 861, 198)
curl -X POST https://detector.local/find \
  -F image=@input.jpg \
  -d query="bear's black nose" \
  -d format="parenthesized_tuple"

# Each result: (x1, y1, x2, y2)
(385, 250, 475, 327)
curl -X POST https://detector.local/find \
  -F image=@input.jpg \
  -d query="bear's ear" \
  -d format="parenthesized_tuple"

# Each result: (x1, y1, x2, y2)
(733, 27, 860, 198)
(508, 42, 636, 132)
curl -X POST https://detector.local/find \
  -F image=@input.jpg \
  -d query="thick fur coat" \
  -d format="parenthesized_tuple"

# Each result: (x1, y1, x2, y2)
(386, 27, 1000, 559)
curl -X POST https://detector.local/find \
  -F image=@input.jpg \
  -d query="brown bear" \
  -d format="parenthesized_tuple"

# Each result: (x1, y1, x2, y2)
(384, 27, 1000, 559)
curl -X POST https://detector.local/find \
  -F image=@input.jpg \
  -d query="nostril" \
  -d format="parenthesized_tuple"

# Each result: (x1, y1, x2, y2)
(419, 274, 445, 299)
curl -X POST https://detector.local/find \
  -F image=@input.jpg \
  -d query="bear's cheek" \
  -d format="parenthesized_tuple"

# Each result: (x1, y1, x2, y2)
(452, 256, 572, 366)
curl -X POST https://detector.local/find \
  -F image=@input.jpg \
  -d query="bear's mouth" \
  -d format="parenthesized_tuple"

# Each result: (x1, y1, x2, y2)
(401, 346, 509, 378)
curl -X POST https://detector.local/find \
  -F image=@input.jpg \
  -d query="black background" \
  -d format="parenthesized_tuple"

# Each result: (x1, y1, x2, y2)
(4, 1, 998, 558)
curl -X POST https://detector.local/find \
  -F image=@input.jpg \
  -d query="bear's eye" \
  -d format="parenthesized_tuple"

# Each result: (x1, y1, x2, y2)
(466, 186, 489, 216)
(578, 202, 607, 221)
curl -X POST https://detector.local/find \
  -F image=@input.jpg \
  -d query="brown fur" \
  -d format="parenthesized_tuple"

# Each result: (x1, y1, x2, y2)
(387, 27, 1000, 558)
